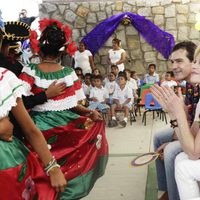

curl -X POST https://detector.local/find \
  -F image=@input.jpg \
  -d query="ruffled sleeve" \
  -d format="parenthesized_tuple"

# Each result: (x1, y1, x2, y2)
(19, 64, 35, 95)
(0, 68, 27, 119)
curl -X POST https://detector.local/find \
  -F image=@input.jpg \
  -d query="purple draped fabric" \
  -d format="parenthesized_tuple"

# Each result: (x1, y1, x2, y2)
(82, 12, 175, 59)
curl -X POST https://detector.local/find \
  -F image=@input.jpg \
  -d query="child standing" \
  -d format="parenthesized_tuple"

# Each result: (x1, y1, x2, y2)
(104, 72, 117, 105)
(111, 72, 132, 127)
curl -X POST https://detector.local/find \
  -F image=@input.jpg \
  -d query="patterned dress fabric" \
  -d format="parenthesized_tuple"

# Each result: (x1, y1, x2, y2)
(19, 64, 108, 200)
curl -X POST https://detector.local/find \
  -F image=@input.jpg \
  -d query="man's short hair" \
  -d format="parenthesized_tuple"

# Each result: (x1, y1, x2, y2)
(172, 41, 197, 62)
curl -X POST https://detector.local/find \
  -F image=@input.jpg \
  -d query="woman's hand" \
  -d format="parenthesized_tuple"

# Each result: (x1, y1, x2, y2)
(90, 110, 103, 121)
(0, 117, 13, 141)
(49, 167, 67, 193)
(151, 85, 184, 115)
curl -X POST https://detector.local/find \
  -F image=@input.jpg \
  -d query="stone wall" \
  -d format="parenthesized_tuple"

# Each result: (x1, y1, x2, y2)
(40, 0, 200, 76)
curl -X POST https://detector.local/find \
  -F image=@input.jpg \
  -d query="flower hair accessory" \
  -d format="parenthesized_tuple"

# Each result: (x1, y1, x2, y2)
(30, 18, 77, 56)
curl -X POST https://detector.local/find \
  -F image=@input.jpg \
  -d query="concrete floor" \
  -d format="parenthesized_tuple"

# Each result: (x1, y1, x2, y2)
(83, 112, 170, 200)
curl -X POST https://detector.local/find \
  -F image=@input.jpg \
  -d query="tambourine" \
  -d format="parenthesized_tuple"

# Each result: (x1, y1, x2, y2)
(131, 152, 159, 167)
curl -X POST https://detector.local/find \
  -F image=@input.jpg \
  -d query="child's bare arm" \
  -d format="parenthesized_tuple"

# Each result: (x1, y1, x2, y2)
(0, 117, 13, 141)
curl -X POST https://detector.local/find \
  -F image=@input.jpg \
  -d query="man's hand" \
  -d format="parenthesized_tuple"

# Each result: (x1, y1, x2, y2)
(90, 110, 103, 121)
(45, 81, 66, 99)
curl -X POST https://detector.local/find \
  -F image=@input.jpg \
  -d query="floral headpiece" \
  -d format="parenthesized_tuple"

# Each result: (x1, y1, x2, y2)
(30, 18, 77, 56)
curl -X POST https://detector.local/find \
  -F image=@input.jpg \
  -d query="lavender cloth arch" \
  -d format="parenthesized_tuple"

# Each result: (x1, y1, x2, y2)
(82, 12, 175, 60)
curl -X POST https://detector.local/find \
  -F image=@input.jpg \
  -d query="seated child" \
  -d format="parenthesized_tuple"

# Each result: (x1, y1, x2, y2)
(131, 70, 141, 88)
(161, 71, 177, 89)
(88, 75, 111, 123)
(124, 69, 138, 101)
(75, 67, 84, 81)
(111, 72, 132, 128)
(104, 72, 117, 105)
(82, 73, 92, 100)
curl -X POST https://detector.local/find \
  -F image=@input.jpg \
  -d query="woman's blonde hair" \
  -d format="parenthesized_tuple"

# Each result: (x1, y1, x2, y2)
(194, 44, 200, 60)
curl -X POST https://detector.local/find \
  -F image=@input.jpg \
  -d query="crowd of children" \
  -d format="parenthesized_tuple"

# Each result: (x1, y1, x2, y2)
(75, 63, 185, 128)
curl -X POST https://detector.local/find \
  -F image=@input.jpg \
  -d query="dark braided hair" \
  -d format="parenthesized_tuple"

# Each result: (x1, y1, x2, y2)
(39, 26, 66, 56)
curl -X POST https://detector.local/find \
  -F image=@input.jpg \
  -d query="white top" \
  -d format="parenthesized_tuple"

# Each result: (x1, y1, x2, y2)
(105, 81, 117, 95)
(194, 100, 200, 122)
(127, 78, 138, 90)
(144, 72, 159, 84)
(0, 68, 27, 119)
(82, 82, 92, 96)
(108, 48, 126, 72)
(161, 80, 177, 88)
(89, 86, 109, 103)
(112, 84, 133, 104)
(74, 50, 92, 75)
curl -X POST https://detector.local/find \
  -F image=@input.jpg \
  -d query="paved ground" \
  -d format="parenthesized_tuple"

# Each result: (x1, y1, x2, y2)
(83, 112, 170, 200)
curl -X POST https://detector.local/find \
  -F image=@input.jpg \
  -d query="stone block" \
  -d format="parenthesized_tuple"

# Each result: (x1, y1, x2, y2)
(144, 52, 156, 62)
(99, 2, 105, 11)
(97, 12, 107, 22)
(104, 36, 116, 47)
(165, 4, 176, 17)
(116, 30, 127, 47)
(176, 5, 188, 14)
(115, 1, 123, 11)
(130, 49, 143, 60)
(123, 3, 133, 12)
(64, 10, 76, 23)
(190, 4, 200, 13)
(90, 2, 100, 12)
(161, 0, 172, 5)
(152, 7, 165, 14)
(166, 18, 177, 30)
(75, 17, 86, 28)
(157, 53, 166, 61)
(126, 26, 138, 35)
(99, 48, 110, 56)
(106, 6, 112, 16)
(178, 26, 189, 40)
(146, 0, 160, 6)
(94, 54, 100, 64)
(77, 6, 89, 18)
(81, 2, 89, 8)
(87, 13, 97, 23)
(158, 61, 168, 72)
(69, 2, 78, 12)
(134, 60, 146, 74)
(127, 37, 141, 50)
(177, 14, 187, 24)
(138, 7, 152, 17)
(182, 0, 190, 3)
(172, 0, 182, 2)
(44, 3, 57, 13)
(188, 14, 196, 24)
(136, 0, 146, 7)
(86, 25, 94, 33)
(154, 15, 164, 26)
(141, 43, 153, 52)
(72, 29, 80, 41)
(101, 56, 108, 65)
(58, 5, 66, 15)
(189, 28, 200, 39)
(167, 30, 177, 40)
